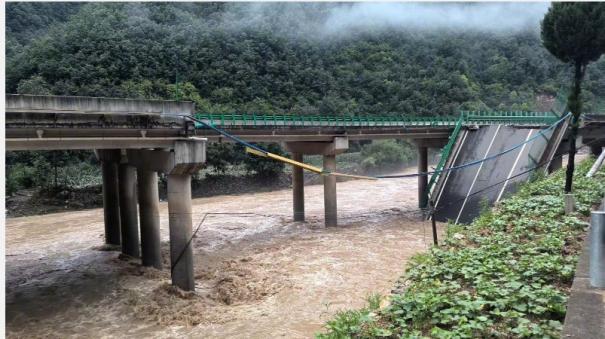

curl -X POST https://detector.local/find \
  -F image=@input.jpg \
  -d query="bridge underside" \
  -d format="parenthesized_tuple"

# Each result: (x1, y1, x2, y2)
(199, 127, 451, 143)
(5, 127, 450, 151)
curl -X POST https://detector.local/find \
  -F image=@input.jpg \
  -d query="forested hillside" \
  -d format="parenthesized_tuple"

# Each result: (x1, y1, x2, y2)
(5, 2, 605, 200)
(7, 2, 605, 115)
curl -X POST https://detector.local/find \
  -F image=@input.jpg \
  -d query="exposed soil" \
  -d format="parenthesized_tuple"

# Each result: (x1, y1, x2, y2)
(5, 173, 293, 218)
(5, 186, 103, 218)
(5, 167, 443, 338)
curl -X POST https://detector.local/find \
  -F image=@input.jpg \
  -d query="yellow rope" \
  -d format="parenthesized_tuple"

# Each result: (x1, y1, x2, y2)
(245, 147, 377, 180)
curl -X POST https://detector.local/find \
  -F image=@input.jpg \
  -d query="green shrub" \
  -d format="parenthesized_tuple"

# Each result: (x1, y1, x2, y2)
(205, 143, 246, 174)
(56, 162, 102, 188)
(242, 143, 285, 177)
(360, 140, 415, 171)
(6, 151, 102, 193)
(6, 163, 34, 195)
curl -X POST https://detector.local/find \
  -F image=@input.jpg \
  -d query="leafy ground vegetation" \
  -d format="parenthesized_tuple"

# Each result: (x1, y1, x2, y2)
(318, 159, 605, 338)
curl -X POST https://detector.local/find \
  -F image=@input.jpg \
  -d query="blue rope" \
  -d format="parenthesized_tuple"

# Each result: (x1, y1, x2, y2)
(185, 115, 267, 153)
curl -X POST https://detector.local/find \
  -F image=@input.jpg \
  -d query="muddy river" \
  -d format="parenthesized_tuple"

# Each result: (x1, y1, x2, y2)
(6, 170, 443, 338)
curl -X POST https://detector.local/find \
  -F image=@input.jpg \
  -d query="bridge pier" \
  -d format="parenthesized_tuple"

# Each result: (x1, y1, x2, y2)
(285, 137, 348, 227)
(167, 173, 195, 291)
(97, 149, 122, 246)
(292, 153, 305, 222)
(137, 168, 162, 269)
(118, 161, 140, 258)
(417, 145, 428, 209)
(323, 154, 338, 227)
(414, 139, 448, 210)
(127, 141, 206, 291)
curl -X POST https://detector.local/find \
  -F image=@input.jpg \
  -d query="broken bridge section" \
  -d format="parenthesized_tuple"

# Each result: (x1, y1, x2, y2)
(431, 119, 568, 224)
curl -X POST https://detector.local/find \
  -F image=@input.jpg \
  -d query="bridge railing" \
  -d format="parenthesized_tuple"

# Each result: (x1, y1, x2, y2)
(194, 111, 561, 129)
(427, 114, 466, 200)
(194, 113, 461, 128)
(463, 110, 560, 125)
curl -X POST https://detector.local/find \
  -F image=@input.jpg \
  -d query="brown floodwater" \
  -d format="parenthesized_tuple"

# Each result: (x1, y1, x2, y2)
(6, 168, 443, 338)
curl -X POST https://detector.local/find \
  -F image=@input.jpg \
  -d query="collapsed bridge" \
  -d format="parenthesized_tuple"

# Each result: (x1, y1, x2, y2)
(6, 94, 604, 291)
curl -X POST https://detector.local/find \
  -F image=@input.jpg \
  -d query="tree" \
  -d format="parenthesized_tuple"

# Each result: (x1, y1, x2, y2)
(541, 3, 605, 192)
(17, 75, 52, 95)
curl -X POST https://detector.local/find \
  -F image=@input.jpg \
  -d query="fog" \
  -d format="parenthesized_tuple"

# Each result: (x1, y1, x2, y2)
(218, 2, 550, 38)
(322, 2, 550, 34)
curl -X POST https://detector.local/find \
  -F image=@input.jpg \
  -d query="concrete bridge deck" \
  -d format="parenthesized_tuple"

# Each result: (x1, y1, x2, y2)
(5, 94, 196, 150)
(6, 94, 562, 150)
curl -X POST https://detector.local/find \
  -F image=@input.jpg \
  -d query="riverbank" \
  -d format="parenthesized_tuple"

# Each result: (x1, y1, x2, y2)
(318, 158, 605, 338)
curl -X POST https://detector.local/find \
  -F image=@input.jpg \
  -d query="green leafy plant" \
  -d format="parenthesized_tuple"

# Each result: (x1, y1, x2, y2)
(318, 158, 605, 338)
(360, 140, 415, 171)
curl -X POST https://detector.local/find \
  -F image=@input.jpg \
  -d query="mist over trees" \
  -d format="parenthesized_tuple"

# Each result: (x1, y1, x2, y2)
(6, 2, 605, 116)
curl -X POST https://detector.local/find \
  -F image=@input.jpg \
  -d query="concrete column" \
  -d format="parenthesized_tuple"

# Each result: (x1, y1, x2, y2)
(323, 154, 337, 227)
(118, 163, 140, 257)
(101, 155, 121, 245)
(418, 145, 429, 209)
(292, 153, 305, 222)
(137, 169, 161, 269)
(167, 174, 195, 291)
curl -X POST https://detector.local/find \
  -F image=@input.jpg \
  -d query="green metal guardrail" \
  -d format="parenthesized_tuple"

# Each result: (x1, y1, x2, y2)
(194, 113, 461, 127)
(426, 113, 466, 201)
(463, 110, 560, 125)
(194, 110, 560, 128)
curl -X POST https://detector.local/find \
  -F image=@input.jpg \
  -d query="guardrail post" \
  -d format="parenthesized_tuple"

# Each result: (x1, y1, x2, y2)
(590, 210, 605, 288)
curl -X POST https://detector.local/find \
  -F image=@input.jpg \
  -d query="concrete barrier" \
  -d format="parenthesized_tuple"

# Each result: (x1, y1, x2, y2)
(590, 211, 605, 288)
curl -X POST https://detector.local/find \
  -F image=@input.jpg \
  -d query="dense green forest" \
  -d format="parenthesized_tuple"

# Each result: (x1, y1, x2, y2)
(7, 2, 605, 115)
(5, 2, 605, 196)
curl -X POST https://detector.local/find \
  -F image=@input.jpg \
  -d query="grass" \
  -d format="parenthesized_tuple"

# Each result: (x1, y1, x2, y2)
(317, 158, 605, 338)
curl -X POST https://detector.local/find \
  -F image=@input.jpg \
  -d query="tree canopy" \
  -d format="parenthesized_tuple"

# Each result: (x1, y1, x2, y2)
(541, 3, 605, 66)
